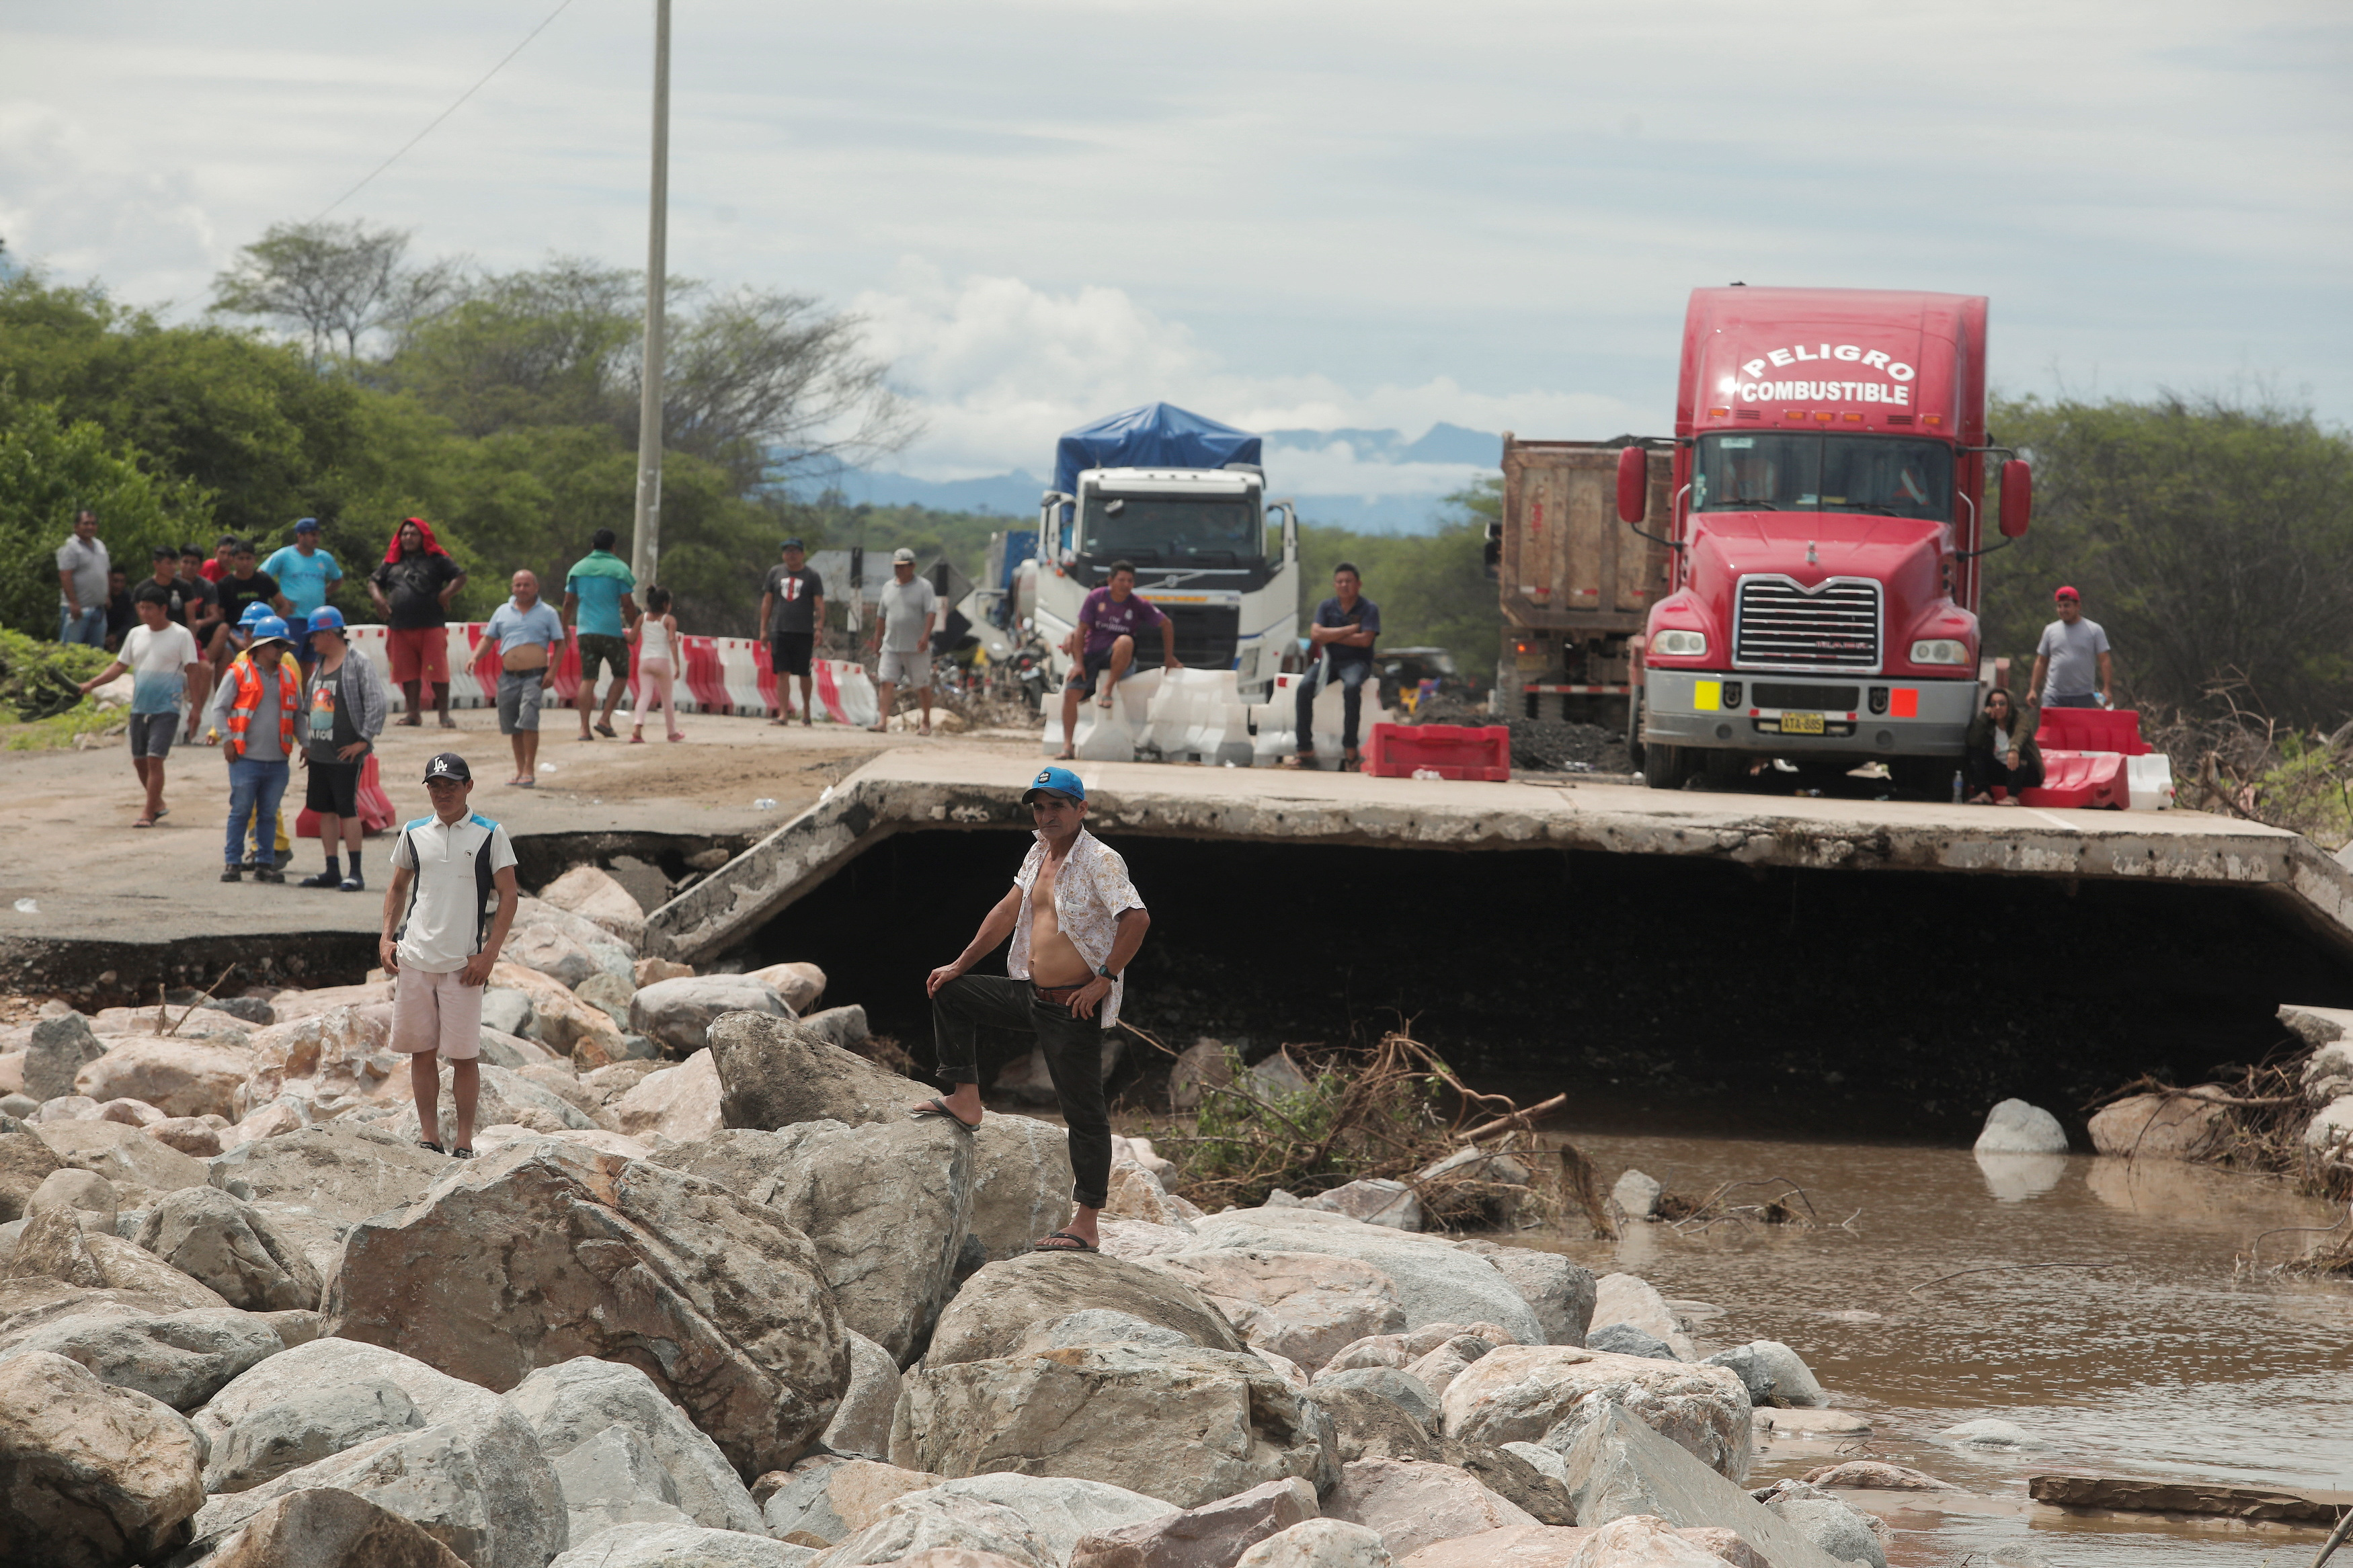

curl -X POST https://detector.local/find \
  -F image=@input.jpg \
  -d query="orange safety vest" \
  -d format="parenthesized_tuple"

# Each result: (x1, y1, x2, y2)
(225, 653, 299, 759)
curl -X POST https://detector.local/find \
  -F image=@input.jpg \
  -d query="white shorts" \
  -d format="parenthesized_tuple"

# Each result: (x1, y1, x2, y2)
(390, 966, 483, 1060)
(879, 647, 931, 689)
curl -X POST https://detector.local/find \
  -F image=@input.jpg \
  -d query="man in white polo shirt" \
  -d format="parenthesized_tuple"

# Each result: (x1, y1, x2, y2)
(379, 752, 520, 1156)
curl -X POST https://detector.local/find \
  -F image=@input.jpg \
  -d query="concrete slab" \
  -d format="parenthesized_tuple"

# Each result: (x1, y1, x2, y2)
(645, 747, 2353, 966)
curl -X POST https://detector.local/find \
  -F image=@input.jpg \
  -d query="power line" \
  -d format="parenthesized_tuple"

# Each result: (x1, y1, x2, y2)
(313, 0, 580, 222)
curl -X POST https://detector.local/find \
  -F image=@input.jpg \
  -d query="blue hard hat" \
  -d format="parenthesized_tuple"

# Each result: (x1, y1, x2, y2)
(307, 606, 346, 633)
(238, 600, 273, 625)
(247, 615, 292, 645)
(1023, 765, 1086, 804)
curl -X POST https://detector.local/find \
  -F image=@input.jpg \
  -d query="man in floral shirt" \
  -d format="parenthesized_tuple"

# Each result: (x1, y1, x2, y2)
(914, 765, 1151, 1253)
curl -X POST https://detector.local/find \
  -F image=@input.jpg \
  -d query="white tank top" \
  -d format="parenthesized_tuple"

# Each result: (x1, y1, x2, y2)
(637, 617, 675, 664)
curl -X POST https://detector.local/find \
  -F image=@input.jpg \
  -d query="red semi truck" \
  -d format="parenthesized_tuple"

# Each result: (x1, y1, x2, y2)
(1624, 286, 2032, 792)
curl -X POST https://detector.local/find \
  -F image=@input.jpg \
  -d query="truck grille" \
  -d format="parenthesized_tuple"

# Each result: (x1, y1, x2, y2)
(1733, 577, 1880, 672)
(1158, 604, 1241, 669)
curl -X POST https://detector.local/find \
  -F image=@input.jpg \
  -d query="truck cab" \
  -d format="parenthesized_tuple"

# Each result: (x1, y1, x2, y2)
(1034, 406, 1301, 702)
(1631, 288, 2030, 791)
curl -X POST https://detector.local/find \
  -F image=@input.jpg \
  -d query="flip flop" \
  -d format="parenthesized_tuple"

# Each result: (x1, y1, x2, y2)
(595, 721, 617, 738)
(132, 817, 156, 829)
(911, 1097, 980, 1132)
(417, 1140, 445, 1154)
(153, 806, 169, 820)
(1033, 1231, 1099, 1253)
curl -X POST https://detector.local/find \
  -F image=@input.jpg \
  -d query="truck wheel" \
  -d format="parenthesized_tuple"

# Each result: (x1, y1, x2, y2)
(1644, 743, 1694, 790)
(1699, 747, 1751, 790)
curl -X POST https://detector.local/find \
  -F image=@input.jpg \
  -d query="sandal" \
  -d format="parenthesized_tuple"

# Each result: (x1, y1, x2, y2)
(417, 1140, 445, 1154)
(595, 720, 617, 738)
(1033, 1231, 1099, 1253)
(912, 1096, 980, 1132)
(668, 731, 685, 743)
(132, 817, 156, 829)
(629, 733, 645, 744)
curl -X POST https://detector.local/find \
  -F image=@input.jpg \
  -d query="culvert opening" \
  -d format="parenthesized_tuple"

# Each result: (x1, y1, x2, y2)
(740, 829, 2353, 1143)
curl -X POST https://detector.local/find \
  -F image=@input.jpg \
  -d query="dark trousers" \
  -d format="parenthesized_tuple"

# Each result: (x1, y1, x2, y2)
(932, 973, 1111, 1210)
(1295, 657, 1371, 751)
(2045, 692, 2102, 708)
(1964, 749, 2044, 796)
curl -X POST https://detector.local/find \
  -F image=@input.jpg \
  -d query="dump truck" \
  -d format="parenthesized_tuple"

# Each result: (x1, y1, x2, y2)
(1035, 403, 1300, 702)
(1622, 286, 2031, 791)
(1485, 436, 1675, 731)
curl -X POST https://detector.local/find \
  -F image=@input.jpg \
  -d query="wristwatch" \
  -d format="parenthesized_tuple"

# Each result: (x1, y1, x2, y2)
(1096, 963, 1117, 980)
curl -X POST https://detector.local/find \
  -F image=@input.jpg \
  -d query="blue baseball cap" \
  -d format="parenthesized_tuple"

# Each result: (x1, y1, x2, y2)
(307, 606, 346, 633)
(1023, 765, 1085, 804)
(294, 517, 320, 534)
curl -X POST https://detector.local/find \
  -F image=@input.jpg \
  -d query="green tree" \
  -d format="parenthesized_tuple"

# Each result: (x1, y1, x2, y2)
(1984, 392, 2353, 723)
(0, 388, 212, 636)
(1295, 477, 1501, 686)
(210, 219, 457, 368)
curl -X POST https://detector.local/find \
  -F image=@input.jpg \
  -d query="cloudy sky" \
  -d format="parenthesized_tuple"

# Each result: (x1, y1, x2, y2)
(5, 1, 2348, 497)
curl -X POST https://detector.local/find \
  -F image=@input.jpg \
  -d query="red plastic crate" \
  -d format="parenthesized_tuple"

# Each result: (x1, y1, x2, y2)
(1363, 723, 1511, 781)
(2018, 748, 2128, 810)
(2032, 706, 2149, 755)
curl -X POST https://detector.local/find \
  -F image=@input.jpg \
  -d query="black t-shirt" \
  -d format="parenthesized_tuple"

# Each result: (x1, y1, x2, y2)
(371, 552, 465, 630)
(104, 589, 136, 645)
(136, 577, 202, 628)
(217, 570, 281, 630)
(176, 575, 220, 630)
(763, 565, 824, 636)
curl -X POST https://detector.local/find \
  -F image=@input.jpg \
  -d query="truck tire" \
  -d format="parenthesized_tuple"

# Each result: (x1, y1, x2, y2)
(1700, 747, 1752, 790)
(1644, 743, 1694, 790)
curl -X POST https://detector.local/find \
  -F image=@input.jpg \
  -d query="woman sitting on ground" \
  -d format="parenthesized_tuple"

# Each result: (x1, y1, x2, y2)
(1964, 686, 2042, 804)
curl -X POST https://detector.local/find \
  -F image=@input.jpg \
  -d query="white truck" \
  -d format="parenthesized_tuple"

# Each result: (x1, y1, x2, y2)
(1031, 404, 1300, 703)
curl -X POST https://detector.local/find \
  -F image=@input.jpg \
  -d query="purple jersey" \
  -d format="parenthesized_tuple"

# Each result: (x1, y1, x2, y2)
(1081, 585, 1168, 656)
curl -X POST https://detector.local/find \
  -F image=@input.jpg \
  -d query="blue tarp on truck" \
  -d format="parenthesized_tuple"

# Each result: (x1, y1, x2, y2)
(1051, 403, 1263, 499)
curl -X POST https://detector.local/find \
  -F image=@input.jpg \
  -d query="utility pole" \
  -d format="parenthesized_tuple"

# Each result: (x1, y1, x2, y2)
(630, 0, 671, 584)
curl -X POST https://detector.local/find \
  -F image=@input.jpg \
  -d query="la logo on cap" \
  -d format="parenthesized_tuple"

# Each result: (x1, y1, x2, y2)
(1036, 771, 1051, 786)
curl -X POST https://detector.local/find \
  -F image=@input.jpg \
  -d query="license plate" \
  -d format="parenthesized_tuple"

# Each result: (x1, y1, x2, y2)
(1780, 712, 1825, 735)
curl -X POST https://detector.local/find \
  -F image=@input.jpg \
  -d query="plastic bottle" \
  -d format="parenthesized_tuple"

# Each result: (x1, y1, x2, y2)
(1951, 770, 1964, 802)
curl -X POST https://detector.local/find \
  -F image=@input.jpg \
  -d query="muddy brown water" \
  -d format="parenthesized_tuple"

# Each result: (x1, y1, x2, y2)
(1481, 1133, 2353, 1566)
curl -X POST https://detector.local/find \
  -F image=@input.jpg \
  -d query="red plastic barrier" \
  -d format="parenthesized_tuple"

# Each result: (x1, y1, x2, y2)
(295, 752, 398, 837)
(2034, 707, 2149, 756)
(1363, 723, 1511, 782)
(682, 636, 731, 714)
(2019, 748, 2128, 810)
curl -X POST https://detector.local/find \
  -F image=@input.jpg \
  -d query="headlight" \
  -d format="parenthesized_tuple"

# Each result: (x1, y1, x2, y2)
(1653, 630, 1708, 658)
(1909, 638, 1968, 666)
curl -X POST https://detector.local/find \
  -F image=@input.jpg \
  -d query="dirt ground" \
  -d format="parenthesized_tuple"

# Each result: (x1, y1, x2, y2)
(0, 704, 1039, 948)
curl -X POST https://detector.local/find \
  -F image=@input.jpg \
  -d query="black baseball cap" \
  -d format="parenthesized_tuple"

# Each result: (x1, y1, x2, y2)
(780, 537, 805, 552)
(423, 753, 473, 784)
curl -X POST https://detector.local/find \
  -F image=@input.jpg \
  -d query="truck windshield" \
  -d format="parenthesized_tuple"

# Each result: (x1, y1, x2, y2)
(1691, 434, 1953, 521)
(1080, 494, 1262, 565)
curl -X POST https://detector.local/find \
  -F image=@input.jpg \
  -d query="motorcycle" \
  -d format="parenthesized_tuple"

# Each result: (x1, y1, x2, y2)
(1006, 624, 1052, 714)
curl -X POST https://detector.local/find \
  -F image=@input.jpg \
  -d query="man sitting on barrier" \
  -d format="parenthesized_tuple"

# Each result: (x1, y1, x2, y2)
(1055, 560, 1177, 760)
(1287, 562, 1381, 771)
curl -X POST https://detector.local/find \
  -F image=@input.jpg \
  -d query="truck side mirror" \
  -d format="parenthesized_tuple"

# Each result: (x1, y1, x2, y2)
(1616, 446, 1648, 525)
(1998, 458, 2032, 538)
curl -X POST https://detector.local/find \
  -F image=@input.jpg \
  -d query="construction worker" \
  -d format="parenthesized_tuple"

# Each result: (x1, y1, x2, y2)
(205, 617, 301, 883)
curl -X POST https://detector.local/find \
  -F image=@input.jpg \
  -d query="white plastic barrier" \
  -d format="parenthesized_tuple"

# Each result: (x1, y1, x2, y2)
(2126, 753, 2176, 811)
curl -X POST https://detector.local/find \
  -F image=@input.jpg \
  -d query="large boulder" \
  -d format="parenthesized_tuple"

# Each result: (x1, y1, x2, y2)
(817, 1491, 1049, 1567)
(1973, 1099, 2069, 1155)
(538, 869, 651, 950)
(758, 1455, 944, 1546)
(706, 1012, 928, 1131)
(0, 1305, 281, 1410)
(1235, 1518, 1390, 1568)
(552, 1524, 815, 1567)
(233, 1006, 394, 1122)
(323, 1141, 848, 1478)
(187, 1397, 565, 1568)
(6, 1207, 231, 1311)
(266, 982, 396, 1023)
(1440, 1346, 1753, 1481)
(926, 1251, 1248, 1368)
(661, 1120, 971, 1362)
(1556, 1405, 1848, 1567)
(0, 1116, 63, 1222)
(745, 962, 826, 1014)
(507, 1356, 764, 1533)
(860, 1475, 1174, 1567)
(1070, 1475, 1318, 1568)
(389, 1063, 599, 1143)
(1324, 1458, 1537, 1561)
(1751, 1479, 1886, 1568)
(134, 1186, 323, 1311)
(629, 977, 792, 1058)
(24, 1014, 108, 1104)
(73, 1037, 253, 1121)
(1188, 1209, 1542, 1346)
(968, 1115, 1076, 1260)
(2087, 1091, 2231, 1161)
(1588, 1276, 1695, 1362)
(34, 1118, 211, 1194)
(208, 1122, 450, 1223)
(0, 1349, 206, 1567)
(486, 963, 629, 1065)
(1455, 1245, 1593, 1348)
(28, 1167, 116, 1231)
(1315, 1386, 1440, 1466)
(192, 1337, 503, 1447)
(1138, 1250, 1406, 1372)
(821, 1331, 902, 1460)
(549, 1424, 696, 1540)
(891, 1343, 1338, 1509)
(206, 1379, 428, 1493)
(205, 1485, 469, 1568)
(608, 1052, 726, 1143)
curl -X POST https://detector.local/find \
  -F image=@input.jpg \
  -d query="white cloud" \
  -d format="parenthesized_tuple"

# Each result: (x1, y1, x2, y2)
(852, 262, 1638, 487)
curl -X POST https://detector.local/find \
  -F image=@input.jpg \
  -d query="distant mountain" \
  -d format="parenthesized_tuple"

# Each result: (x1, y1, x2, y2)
(830, 423, 1501, 534)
